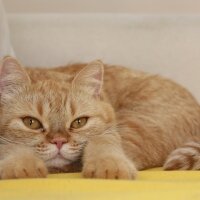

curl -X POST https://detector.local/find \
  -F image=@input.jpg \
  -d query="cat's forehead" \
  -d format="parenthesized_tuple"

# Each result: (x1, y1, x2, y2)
(33, 80, 70, 93)
(7, 79, 95, 123)
(30, 80, 70, 108)
(10, 80, 70, 118)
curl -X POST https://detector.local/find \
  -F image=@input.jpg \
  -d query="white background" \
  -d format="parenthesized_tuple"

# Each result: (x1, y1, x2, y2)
(3, 0, 200, 14)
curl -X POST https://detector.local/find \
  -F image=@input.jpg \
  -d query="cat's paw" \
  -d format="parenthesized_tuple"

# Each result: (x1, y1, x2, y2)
(0, 152, 48, 179)
(82, 155, 137, 179)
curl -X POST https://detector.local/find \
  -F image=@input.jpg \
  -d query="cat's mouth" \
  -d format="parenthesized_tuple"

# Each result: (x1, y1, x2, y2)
(52, 153, 74, 162)
(48, 152, 75, 163)
(44, 149, 80, 170)
(36, 143, 83, 170)
(52, 152, 64, 159)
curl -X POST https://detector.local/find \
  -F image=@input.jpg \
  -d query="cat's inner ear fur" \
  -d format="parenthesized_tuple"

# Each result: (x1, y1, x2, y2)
(72, 60, 104, 98)
(0, 56, 30, 99)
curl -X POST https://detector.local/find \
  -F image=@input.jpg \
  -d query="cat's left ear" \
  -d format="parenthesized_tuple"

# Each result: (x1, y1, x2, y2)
(72, 60, 104, 98)
(0, 56, 31, 99)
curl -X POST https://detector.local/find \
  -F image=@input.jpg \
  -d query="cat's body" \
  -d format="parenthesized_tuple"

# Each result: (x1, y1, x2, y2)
(27, 63, 200, 170)
(0, 57, 200, 179)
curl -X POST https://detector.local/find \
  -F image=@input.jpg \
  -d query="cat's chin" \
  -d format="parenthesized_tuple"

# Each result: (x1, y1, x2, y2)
(45, 155, 72, 172)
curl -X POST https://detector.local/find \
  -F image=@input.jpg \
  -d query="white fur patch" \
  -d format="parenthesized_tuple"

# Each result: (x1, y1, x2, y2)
(37, 143, 82, 169)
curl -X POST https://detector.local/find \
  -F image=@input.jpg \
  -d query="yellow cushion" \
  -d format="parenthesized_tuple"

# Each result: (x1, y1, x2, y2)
(1, 168, 200, 200)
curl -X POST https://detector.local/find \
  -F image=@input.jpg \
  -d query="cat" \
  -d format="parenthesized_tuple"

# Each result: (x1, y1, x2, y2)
(0, 56, 200, 180)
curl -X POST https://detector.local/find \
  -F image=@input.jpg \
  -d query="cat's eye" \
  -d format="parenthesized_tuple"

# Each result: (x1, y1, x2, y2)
(70, 117, 88, 129)
(23, 117, 43, 130)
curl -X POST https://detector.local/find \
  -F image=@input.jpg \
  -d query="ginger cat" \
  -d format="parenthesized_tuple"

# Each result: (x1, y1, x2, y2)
(0, 56, 200, 180)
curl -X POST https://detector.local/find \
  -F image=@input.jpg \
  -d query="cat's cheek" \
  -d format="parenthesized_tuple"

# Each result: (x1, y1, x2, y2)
(36, 143, 58, 161)
(70, 134, 88, 144)
(30, 137, 46, 146)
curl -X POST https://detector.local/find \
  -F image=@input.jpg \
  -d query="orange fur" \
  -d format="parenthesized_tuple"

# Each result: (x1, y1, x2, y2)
(0, 56, 200, 179)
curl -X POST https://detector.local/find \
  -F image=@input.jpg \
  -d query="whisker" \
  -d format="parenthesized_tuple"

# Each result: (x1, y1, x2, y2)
(0, 135, 23, 145)
(0, 135, 36, 146)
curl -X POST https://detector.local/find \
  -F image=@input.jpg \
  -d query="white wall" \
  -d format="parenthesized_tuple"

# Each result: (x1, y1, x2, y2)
(3, 0, 200, 14)
(3, 0, 200, 101)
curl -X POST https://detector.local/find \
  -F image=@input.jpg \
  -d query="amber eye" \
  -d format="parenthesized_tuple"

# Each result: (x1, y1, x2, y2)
(23, 117, 43, 130)
(70, 117, 88, 129)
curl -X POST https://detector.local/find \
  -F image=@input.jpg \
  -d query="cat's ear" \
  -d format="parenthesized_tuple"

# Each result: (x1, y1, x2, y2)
(72, 60, 104, 98)
(0, 56, 30, 98)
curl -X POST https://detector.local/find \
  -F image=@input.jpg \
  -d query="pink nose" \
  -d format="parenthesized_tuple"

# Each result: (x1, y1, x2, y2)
(51, 138, 67, 149)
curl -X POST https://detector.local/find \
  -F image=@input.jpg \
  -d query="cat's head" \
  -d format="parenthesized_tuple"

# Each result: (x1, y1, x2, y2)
(0, 57, 115, 171)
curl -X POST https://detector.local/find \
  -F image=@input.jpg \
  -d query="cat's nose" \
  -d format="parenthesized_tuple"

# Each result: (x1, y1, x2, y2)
(51, 138, 67, 150)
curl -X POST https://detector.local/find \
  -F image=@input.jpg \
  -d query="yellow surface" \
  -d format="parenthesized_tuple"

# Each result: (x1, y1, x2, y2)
(0, 169, 200, 200)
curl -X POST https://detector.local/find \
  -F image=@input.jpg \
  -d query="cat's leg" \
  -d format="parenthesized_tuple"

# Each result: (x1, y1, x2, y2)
(82, 132, 137, 179)
(164, 141, 200, 170)
(115, 111, 176, 170)
(0, 144, 48, 179)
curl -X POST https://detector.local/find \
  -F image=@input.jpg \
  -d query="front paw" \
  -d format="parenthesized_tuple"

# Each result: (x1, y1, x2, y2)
(0, 152, 48, 179)
(82, 155, 137, 179)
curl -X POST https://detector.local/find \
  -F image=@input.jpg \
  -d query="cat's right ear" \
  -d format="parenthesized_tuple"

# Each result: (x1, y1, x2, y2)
(0, 56, 30, 99)
(71, 60, 104, 98)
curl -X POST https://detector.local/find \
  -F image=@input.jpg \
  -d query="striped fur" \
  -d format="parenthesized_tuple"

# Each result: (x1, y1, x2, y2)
(164, 141, 200, 170)
(0, 56, 200, 180)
